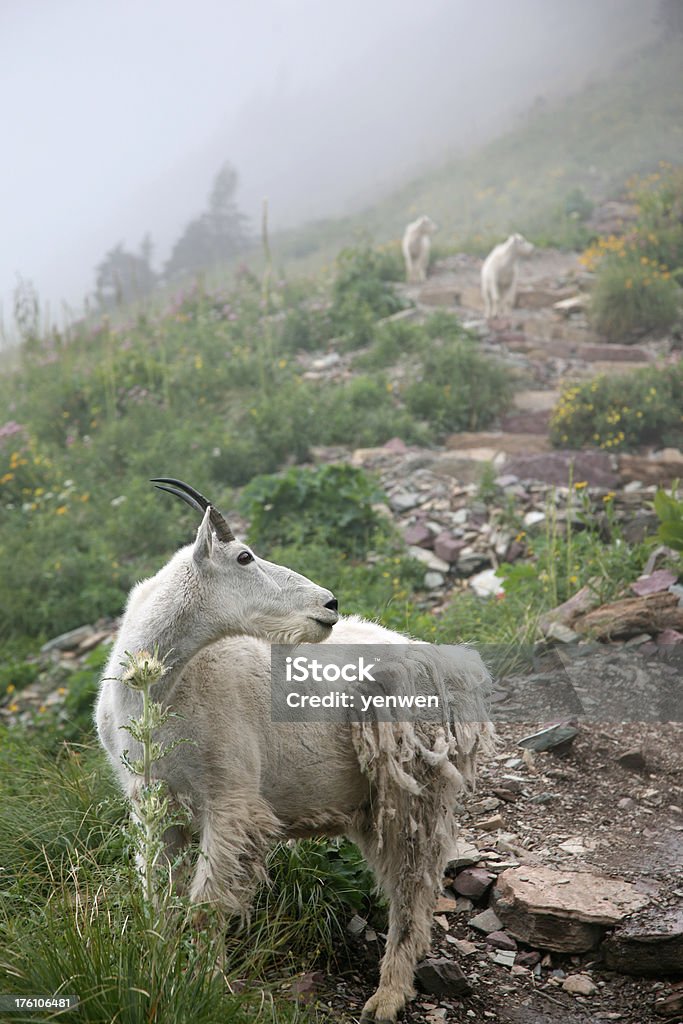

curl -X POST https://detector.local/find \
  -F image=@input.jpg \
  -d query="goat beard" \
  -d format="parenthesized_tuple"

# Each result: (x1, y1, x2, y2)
(237, 613, 333, 647)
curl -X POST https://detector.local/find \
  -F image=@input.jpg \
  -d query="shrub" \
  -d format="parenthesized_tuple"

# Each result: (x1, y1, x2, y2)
(329, 244, 405, 349)
(581, 165, 683, 340)
(404, 338, 513, 435)
(319, 374, 429, 448)
(632, 164, 683, 271)
(550, 363, 683, 451)
(589, 255, 679, 341)
(240, 464, 391, 557)
(653, 486, 683, 553)
(279, 304, 332, 353)
(354, 318, 426, 370)
(564, 187, 594, 221)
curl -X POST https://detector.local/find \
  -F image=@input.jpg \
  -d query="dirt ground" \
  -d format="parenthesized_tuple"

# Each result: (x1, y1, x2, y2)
(314, 721, 682, 1024)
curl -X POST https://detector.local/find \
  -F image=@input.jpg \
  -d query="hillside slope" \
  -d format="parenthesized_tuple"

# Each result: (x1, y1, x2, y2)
(276, 36, 683, 265)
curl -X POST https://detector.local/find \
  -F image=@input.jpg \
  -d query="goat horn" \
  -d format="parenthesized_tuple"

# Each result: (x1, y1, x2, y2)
(150, 477, 235, 542)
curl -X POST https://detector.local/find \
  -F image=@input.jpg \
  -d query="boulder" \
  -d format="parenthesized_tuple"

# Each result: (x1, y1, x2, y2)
(603, 904, 683, 976)
(492, 866, 649, 953)
(408, 547, 450, 573)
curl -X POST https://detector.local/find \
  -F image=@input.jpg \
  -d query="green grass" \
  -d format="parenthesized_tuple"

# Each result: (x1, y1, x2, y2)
(0, 727, 376, 1024)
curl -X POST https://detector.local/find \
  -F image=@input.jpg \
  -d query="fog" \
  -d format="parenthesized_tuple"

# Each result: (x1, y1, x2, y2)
(0, 0, 660, 331)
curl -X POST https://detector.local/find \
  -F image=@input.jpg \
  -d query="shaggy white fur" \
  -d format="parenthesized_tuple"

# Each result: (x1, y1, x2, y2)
(481, 232, 534, 317)
(96, 505, 493, 1023)
(402, 215, 438, 283)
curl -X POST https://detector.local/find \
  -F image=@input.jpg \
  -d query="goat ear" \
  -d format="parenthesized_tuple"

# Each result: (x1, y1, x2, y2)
(193, 507, 214, 564)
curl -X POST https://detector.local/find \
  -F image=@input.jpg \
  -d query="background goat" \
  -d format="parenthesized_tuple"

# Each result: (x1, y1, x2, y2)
(480, 232, 534, 317)
(96, 478, 493, 1023)
(402, 215, 438, 283)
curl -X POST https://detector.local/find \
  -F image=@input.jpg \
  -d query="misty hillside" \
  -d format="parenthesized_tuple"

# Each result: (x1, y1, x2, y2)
(275, 35, 683, 266)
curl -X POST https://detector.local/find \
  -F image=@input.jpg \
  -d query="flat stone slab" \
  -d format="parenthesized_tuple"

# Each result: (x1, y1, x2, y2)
(512, 389, 560, 412)
(469, 908, 504, 934)
(444, 432, 551, 456)
(619, 451, 683, 486)
(502, 450, 619, 489)
(603, 904, 683, 976)
(41, 624, 96, 653)
(492, 866, 650, 953)
(495, 645, 683, 722)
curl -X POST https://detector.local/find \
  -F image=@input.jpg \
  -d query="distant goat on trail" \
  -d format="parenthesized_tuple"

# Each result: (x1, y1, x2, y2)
(95, 478, 493, 1023)
(402, 214, 438, 283)
(480, 232, 534, 317)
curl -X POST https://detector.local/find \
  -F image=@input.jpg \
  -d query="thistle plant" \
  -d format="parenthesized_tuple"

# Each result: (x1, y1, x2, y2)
(119, 646, 186, 911)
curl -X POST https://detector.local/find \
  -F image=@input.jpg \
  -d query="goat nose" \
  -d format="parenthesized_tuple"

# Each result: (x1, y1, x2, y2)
(324, 597, 338, 612)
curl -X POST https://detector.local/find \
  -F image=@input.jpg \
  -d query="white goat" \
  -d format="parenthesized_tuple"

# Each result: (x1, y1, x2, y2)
(95, 478, 493, 1023)
(402, 215, 438, 283)
(480, 232, 534, 317)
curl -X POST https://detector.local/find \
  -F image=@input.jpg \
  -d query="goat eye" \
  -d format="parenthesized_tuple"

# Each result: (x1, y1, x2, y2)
(237, 550, 254, 566)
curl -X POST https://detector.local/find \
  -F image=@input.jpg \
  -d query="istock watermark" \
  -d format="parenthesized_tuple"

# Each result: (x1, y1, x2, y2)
(270, 642, 683, 724)
(273, 644, 454, 722)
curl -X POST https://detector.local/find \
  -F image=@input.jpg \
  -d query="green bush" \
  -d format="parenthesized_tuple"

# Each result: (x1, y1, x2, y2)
(582, 166, 683, 340)
(279, 304, 332, 353)
(653, 486, 683, 553)
(329, 244, 405, 349)
(240, 464, 391, 557)
(354, 318, 426, 370)
(564, 187, 594, 221)
(632, 164, 683, 271)
(590, 256, 679, 340)
(404, 338, 513, 435)
(550, 364, 683, 450)
(319, 374, 428, 448)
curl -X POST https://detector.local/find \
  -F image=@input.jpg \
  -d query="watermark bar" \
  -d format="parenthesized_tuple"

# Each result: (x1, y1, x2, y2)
(271, 642, 683, 724)
(0, 996, 79, 1013)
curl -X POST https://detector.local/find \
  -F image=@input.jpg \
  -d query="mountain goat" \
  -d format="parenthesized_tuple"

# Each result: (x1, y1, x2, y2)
(481, 232, 534, 317)
(402, 214, 438, 283)
(95, 478, 493, 1023)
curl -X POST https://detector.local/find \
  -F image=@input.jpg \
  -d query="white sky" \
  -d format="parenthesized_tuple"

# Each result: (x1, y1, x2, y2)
(0, 0, 659, 331)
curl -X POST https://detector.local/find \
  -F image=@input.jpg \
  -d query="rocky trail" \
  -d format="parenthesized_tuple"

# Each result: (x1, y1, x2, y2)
(3, 240, 682, 1022)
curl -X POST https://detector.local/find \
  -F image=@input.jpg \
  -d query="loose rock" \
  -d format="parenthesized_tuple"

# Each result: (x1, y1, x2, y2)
(453, 868, 496, 900)
(469, 908, 504, 934)
(486, 930, 517, 951)
(617, 747, 648, 772)
(603, 904, 683, 976)
(415, 957, 472, 998)
(563, 973, 598, 996)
